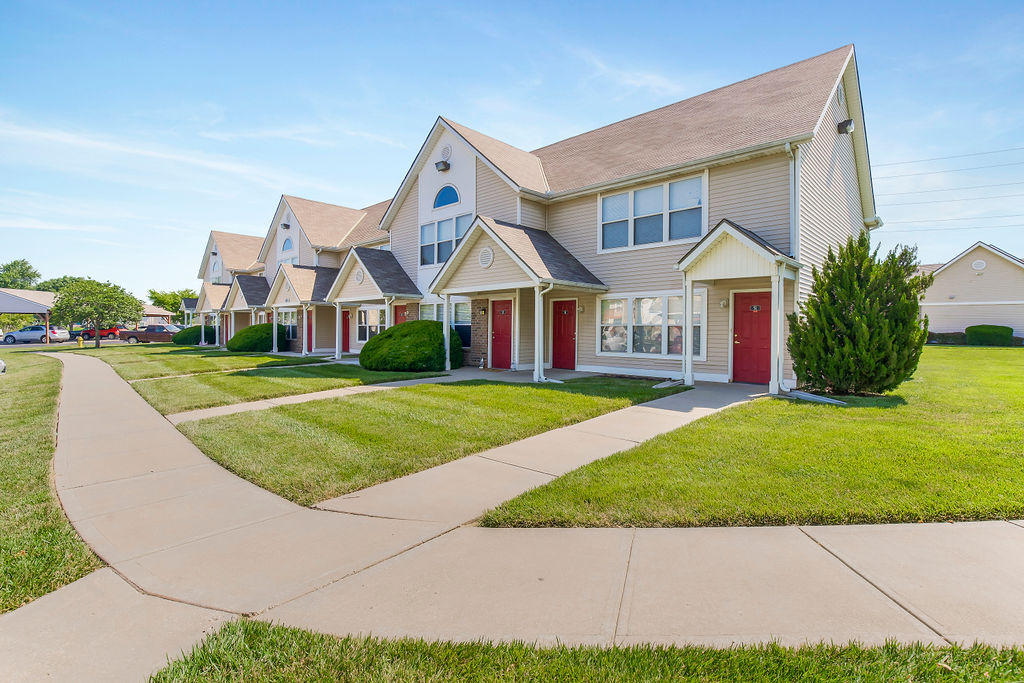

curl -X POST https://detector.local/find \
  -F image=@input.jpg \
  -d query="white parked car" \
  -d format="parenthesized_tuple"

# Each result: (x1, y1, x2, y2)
(3, 325, 71, 344)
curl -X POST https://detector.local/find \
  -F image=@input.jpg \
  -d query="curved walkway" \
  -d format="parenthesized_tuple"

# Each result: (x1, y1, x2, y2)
(2, 353, 1023, 680)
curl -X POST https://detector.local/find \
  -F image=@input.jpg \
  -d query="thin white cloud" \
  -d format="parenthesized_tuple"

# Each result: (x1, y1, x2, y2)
(567, 47, 692, 99)
(0, 217, 117, 233)
(200, 123, 407, 149)
(0, 119, 344, 194)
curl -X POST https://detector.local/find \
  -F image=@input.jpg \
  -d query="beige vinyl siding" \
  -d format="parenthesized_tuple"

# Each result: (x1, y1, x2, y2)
(476, 158, 517, 223)
(389, 179, 420, 277)
(296, 227, 316, 266)
(798, 87, 864, 301)
(269, 279, 298, 307)
(544, 156, 790, 293)
(317, 251, 342, 268)
(573, 292, 680, 375)
(520, 198, 546, 229)
(444, 233, 531, 291)
(224, 286, 245, 311)
(262, 230, 279, 286)
(923, 303, 1024, 337)
(517, 288, 535, 367)
(230, 311, 251, 337)
(707, 154, 791, 254)
(314, 305, 336, 348)
(335, 269, 382, 301)
(925, 246, 1024, 302)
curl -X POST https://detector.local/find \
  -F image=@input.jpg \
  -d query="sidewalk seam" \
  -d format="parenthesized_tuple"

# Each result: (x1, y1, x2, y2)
(611, 528, 637, 644)
(797, 526, 952, 645)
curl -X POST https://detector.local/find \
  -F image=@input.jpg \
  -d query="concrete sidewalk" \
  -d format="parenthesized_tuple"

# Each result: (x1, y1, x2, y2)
(4, 351, 1024, 681)
(315, 382, 760, 524)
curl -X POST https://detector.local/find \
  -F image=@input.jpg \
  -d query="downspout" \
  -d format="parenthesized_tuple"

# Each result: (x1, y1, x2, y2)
(786, 142, 802, 302)
(533, 282, 555, 383)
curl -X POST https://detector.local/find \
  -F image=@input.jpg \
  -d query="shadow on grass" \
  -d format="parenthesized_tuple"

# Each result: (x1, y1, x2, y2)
(836, 394, 908, 409)
(441, 376, 685, 403)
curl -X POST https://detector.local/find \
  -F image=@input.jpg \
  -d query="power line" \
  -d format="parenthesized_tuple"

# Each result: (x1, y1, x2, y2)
(874, 160, 1024, 179)
(876, 180, 1024, 196)
(873, 145, 1024, 167)
(879, 192, 1024, 206)
(885, 213, 1024, 224)
(879, 223, 1024, 233)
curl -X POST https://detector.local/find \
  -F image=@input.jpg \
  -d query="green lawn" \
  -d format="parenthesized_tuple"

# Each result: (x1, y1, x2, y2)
(152, 619, 1024, 682)
(68, 343, 328, 380)
(180, 378, 680, 505)
(483, 347, 1024, 528)
(0, 350, 101, 612)
(133, 364, 444, 414)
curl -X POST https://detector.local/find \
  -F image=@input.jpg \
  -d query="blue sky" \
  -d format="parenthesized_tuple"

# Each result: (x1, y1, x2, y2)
(2, 0, 1022, 297)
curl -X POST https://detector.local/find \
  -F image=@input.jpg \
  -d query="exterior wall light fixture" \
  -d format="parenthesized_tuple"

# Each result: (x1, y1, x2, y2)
(435, 160, 450, 172)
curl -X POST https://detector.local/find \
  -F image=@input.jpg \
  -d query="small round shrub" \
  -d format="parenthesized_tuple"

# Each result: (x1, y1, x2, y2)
(965, 324, 1014, 346)
(927, 331, 967, 345)
(225, 323, 288, 352)
(171, 325, 216, 345)
(359, 319, 463, 372)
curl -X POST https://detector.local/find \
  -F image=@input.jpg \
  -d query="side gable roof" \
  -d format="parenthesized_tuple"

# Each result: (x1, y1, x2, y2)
(442, 118, 549, 193)
(283, 195, 366, 249)
(430, 215, 606, 293)
(932, 242, 1024, 278)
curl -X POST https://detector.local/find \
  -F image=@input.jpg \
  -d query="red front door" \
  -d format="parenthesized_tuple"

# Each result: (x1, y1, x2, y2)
(394, 305, 408, 325)
(490, 300, 512, 369)
(341, 310, 350, 353)
(552, 300, 576, 370)
(306, 311, 314, 352)
(733, 291, 772, 384)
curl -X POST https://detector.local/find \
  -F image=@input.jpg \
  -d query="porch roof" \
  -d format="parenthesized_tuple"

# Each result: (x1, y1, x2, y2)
(430, 215, 606, 294)
(196, 282, 230, 313)
(234, 275, 270, 308)
(676, 219, 800, 280)
(267, 264, 341, 306)
(327, 246, 422, 303)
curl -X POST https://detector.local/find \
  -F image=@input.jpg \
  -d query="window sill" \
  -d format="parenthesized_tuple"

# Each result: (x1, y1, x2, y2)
(597, 236, 701, 255)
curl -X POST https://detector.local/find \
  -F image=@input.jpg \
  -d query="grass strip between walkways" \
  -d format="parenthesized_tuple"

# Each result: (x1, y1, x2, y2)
(0, 350, 101, 612)
(152, 619, 1024, 682)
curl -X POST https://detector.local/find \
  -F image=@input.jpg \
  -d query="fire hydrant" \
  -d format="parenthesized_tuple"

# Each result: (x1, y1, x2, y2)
(77, 336, 84, 348)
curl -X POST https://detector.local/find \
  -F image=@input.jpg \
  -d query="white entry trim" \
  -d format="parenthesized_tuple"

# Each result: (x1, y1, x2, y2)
(728, 287, 771, 385)
(548, 297, 579, 371)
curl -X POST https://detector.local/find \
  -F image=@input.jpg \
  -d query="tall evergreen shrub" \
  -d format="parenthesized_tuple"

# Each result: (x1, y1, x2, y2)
(787, 233, 932, 394)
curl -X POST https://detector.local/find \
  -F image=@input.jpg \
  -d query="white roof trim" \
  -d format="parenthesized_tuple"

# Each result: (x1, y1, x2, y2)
(932, 241, 1024, 278)
(325, 249, 383, 302)
(676, 220, 800, 273)
(379, 118, 523, 233)
(196, 233, 216, 279)
(265, 266, 303, 308)
(428, 217, 541, 294)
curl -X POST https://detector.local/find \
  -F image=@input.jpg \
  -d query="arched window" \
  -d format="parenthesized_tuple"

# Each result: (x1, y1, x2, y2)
(281, 238, 293, 252)
(433, 185, 459, 209)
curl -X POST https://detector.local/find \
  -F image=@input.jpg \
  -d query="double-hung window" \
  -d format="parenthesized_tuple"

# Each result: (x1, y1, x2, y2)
(599, 291, 705, 359)
(277, 310, 297, 340)
(420, 213, 472, 265)
(453, 302, 471, 347)
(419, 303, 436, 321)
(357, 308, 383, 342)
(599, 174, 705, 251)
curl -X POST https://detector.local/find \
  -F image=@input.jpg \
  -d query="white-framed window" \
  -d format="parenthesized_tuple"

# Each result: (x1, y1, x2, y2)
(420, 213, 472, 265)
(433, 185, 460, 209)
(598, 290, 706, 360)
(599, 173, 706, 252)
(280, 237, 297, 266)
(277, 309, 298, 340)
(419, 303, 436, 321)
(357, 307, 384, 342)
(453, 302, 471, 347)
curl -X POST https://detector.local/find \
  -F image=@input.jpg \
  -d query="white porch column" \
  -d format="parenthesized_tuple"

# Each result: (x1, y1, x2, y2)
(334, 303, 342, 359)
(214, 314, 220, 347)
(199, 314, 206, 345)
(442, 294, 451, 371)
(683, 273, 694, 385)
(250, 309, 255, 326)
(301, 305, 309, 356)
(384, 298, 394, 329)
(533, 285, 544, 382)
(271, 309, 278, 353)
(769, 266, 782, 395)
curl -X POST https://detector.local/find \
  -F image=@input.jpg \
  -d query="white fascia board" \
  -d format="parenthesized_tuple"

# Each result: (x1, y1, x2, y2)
(932, 241, 1024, 277)
(256, 196, 288, 264)
(196, 233, 216, 279)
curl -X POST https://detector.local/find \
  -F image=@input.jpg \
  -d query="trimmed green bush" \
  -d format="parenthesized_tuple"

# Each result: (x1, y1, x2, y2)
(171, 325, 215, 345)
(359, 320, 463, 372)
(788, 233, 932, 395)
(225, 323, 287, 352)
(928, 331, 967, 345)
(965, 324, 1014, 346)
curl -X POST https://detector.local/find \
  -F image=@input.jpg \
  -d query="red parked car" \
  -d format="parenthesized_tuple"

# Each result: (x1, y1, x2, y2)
(80, 325, 124, 341)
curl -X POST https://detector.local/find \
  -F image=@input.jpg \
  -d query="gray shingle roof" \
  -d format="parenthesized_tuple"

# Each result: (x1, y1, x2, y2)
(234, 275, 270, 307)
(180, 297, 198, 311)
(353, 247, 422, 298)
(479, 217, 605, 288)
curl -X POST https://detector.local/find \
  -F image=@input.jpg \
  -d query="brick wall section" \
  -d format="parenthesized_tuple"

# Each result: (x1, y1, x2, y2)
(464, 299, 489, 367)
(288, 315, 303, 353)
